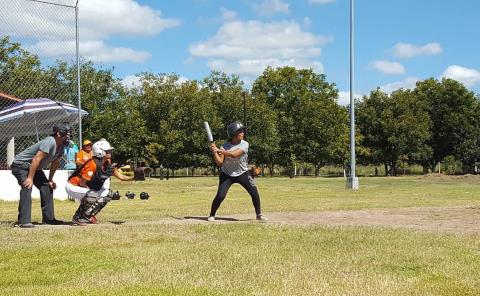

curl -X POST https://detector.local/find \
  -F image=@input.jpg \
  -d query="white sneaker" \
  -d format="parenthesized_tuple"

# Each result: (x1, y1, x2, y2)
(256, 214, 268, 221)
(207, 216, 215, 222)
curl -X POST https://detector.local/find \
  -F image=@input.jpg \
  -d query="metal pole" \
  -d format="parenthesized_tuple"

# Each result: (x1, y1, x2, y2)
(76, 4, 82, 146)
(243, 92, 247, 139)
(28, 0, 76, 8)
(346, 0, 359, 189)
(243, 92, 247, 126)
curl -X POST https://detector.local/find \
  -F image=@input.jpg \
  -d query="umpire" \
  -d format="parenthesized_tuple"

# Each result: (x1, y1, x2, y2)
(10, 123, 71, 228)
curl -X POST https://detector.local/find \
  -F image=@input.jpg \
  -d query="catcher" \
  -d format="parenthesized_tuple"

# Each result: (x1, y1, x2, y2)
(65, 139, 135, 225)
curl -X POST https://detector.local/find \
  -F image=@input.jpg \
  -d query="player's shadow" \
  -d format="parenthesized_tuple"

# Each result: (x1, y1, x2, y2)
(177, 216, 248, 222)
(2, 220, 127, 227)
(0, 220, 15, 227)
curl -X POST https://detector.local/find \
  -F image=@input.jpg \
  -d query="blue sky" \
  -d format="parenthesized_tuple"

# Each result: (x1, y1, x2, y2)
(1, 0, 479, 104)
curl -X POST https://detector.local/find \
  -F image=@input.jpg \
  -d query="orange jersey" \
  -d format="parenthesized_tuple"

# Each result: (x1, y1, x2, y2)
(69, 160, 97, 186)
(76, 150, 93, 166)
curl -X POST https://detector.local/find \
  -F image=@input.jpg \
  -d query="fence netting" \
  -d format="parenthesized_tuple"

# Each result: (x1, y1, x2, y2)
(0, 0, 80, 169)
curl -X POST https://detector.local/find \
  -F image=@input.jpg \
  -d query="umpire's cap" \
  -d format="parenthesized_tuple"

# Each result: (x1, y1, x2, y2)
(51, 123, 71, 136)
(227, 121, 246, 138)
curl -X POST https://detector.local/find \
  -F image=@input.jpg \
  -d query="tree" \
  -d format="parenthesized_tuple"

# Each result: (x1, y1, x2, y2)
(243, 93, 280, 175)
(383, 89, 431, 175)
(357, 88, 431, 175)
(414, 78, 479, 172)
(252, 66, 344, 177)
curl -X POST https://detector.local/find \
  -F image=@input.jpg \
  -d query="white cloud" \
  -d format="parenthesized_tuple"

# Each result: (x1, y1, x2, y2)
(379, 77, 419, 93)
(28, 40, 151, 63)
(121, 75, 142, 88)
(372, 60, 406, 75)
(442, 65, 480, 86)
(220, 7, 238, 21)
(303, 17, 312, 29)
(208, 58, 324, 77)
(79, 0, 180, 40)
(338, 91, 362, 106)
(0, 0, 179, 63)
(393, 42, 442, 58)
(253, 0, 290, 17)
(0, 0, 180, 40)
(189, 20, 331, 78)
(121, 74, 189, 88)
(308, 0, 336, 4)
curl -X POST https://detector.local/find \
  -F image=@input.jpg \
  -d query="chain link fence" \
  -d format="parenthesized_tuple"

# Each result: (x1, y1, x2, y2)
(0, 0, 81, 170)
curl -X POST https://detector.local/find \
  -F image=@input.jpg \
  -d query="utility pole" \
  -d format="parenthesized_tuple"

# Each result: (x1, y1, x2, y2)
(346, 0, 359, 189)
(75, 0, 82, 146)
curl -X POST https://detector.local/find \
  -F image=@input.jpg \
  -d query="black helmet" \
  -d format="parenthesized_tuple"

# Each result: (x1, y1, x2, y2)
(140, 192, 150, 200)
(227, 121, 246, 138)
(111, 191, 120, 200)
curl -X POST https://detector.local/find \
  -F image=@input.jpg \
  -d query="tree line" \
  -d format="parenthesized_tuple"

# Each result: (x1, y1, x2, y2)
(1, 36, 479, 176)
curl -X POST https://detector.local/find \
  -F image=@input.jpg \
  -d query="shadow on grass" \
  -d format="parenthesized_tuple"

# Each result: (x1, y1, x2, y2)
(173, 216, 249, 222)
(2, 220, 127, 228)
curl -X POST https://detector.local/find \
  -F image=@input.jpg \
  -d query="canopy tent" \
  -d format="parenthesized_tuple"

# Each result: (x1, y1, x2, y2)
(0, 98, 88, 140)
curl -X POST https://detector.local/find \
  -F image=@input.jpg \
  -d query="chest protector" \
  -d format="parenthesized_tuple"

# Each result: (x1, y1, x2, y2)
(86, 158, 114, 190)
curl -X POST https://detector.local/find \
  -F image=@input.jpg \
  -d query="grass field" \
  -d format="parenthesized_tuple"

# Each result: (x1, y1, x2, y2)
(1, 176, 479, 295)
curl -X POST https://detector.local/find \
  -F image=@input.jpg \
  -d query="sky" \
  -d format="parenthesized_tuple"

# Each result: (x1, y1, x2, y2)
(1, 0, 479, 105)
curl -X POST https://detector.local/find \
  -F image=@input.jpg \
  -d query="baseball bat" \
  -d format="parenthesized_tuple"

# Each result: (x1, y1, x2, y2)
(203, 121, 213, 142)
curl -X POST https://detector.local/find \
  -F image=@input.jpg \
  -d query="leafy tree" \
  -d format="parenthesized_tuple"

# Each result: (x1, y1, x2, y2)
(252, 66, 344, 177)
(244, 93, 280, 175)
(136, 73, 182, 170)
(414, 78, 479, 172)
(357, 88, 431, 175)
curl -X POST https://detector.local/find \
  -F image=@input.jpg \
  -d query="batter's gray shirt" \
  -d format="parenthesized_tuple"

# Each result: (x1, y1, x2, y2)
(220, 140, 249, 177)
(14, 136, 63, 169)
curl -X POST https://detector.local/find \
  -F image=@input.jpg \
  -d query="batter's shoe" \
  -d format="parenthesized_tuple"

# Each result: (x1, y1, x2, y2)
(256, 214, 268, 221)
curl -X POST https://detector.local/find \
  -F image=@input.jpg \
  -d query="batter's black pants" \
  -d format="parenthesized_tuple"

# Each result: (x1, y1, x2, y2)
(210, 171, 262, 217)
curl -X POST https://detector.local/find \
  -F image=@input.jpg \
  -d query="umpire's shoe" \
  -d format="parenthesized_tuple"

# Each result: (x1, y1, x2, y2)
(42, 219, 65, 225)
(12, 222, 35, 228)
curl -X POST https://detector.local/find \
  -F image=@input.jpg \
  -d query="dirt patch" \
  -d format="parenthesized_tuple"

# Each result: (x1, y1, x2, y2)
(167, 206, 480, 234)
(261, 206, 480, 234)
(13, 206, 480, 235)
(418, 173, 480, 182)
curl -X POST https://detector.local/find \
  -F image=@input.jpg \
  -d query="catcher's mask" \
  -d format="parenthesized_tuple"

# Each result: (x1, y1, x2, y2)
(92, 140, 114, 158)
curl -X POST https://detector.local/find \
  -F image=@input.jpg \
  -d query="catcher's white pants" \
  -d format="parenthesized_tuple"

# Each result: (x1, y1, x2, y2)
(65, 178, 111, 201)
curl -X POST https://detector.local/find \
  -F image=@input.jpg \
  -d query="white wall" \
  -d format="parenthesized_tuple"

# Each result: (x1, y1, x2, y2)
(0, 170, 71, 201)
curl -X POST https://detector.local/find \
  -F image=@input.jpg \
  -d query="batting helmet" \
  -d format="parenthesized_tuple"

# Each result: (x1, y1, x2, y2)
(226, 121, 246, 138)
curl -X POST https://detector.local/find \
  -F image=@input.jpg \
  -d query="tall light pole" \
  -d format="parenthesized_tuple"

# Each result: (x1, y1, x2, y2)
(75, 0, 82, 146)
(346, 0, 359, 189)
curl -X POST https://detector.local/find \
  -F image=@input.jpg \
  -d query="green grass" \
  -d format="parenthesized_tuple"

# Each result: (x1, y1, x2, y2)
(0, 176, 479, 295)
